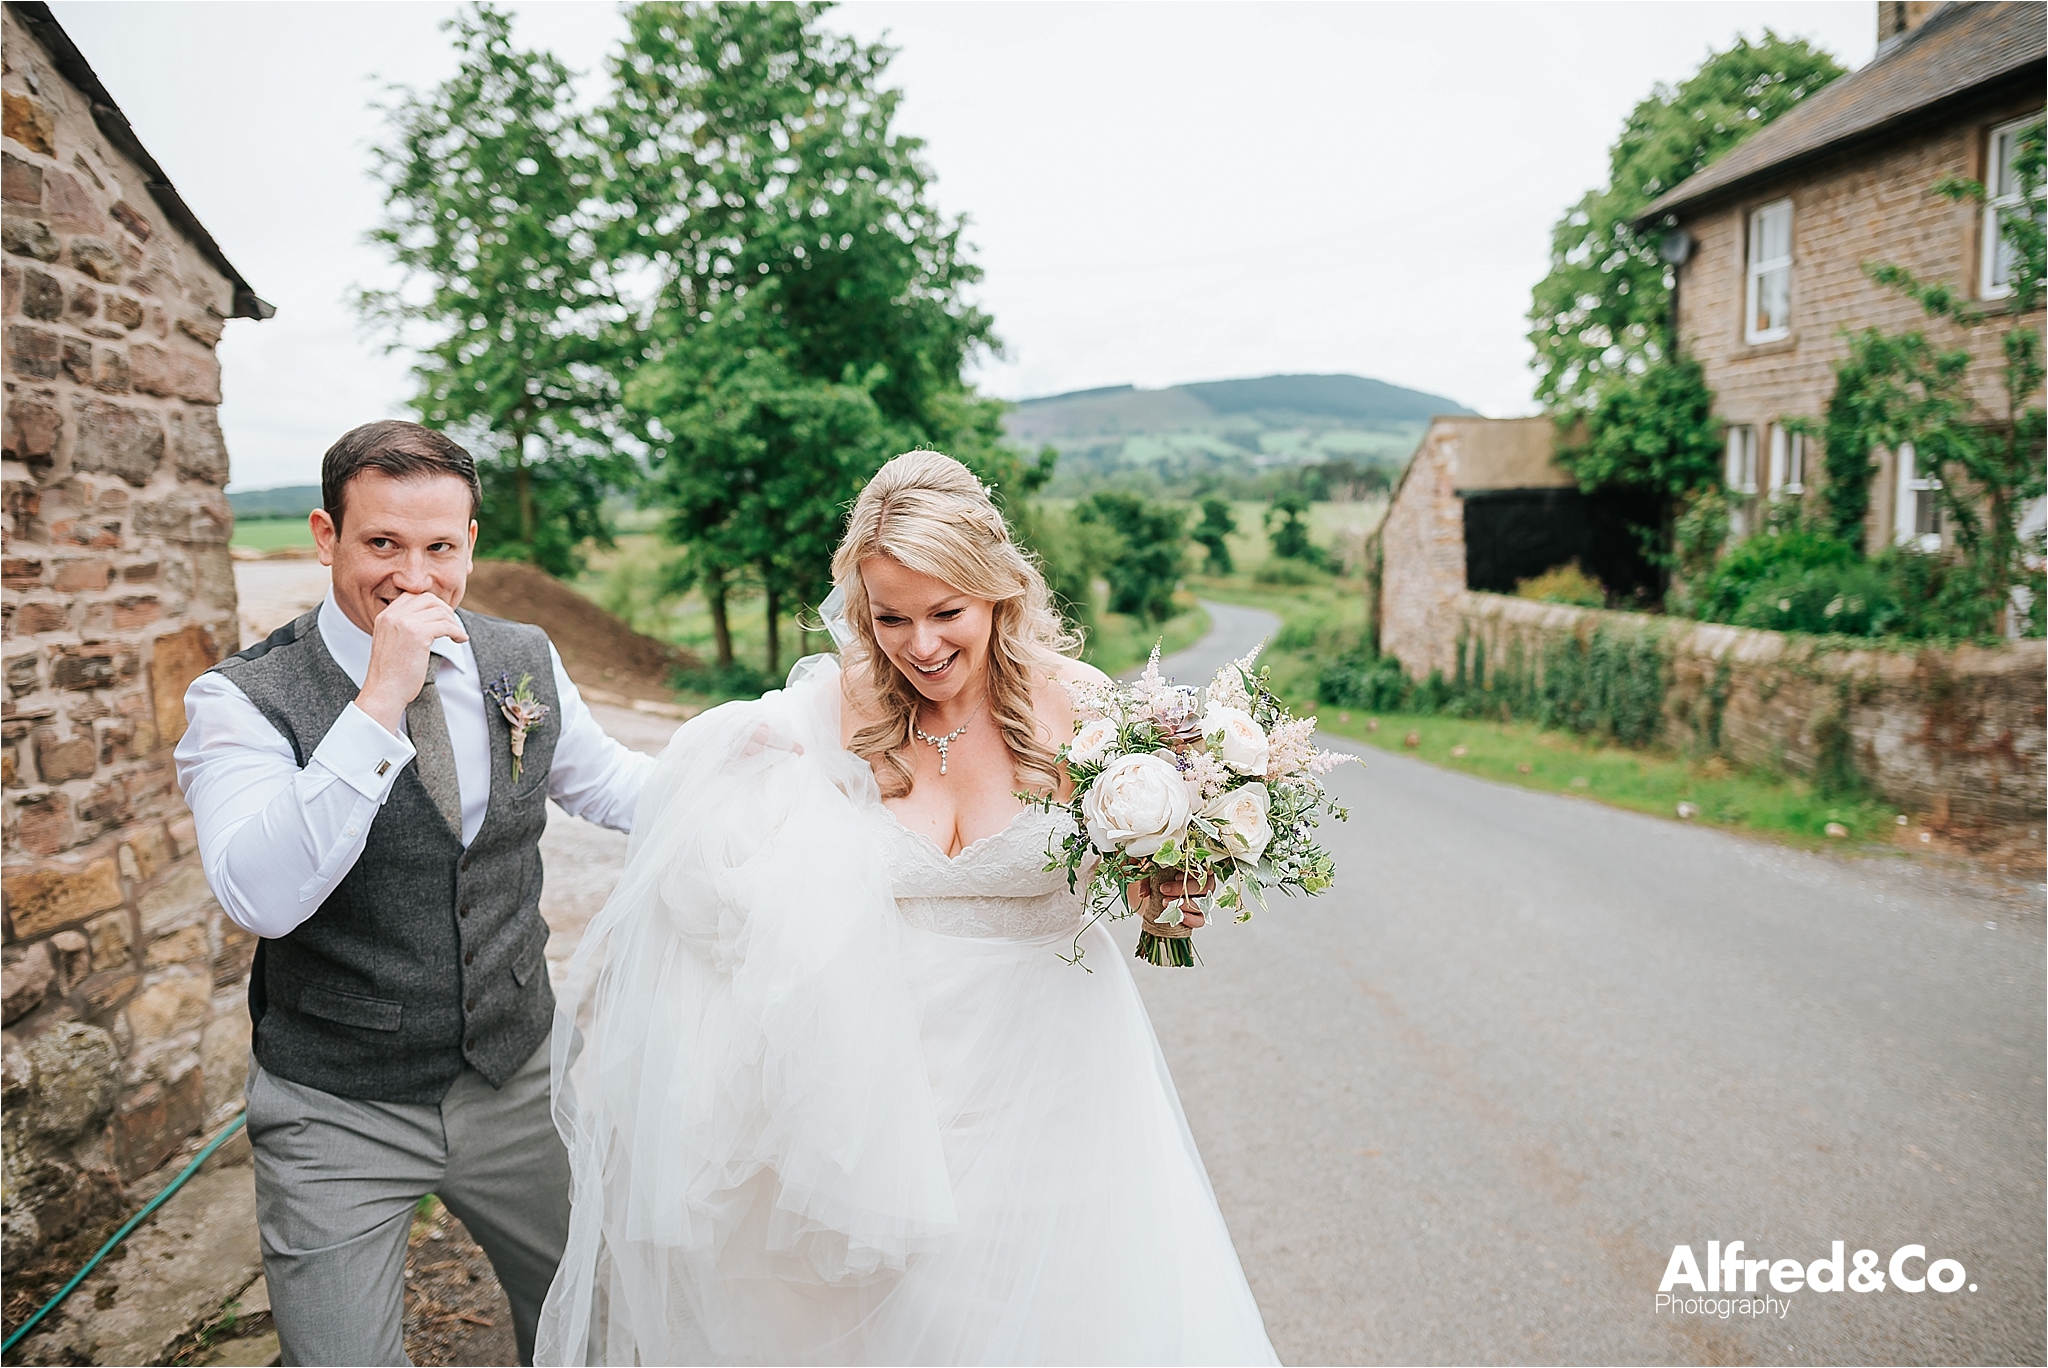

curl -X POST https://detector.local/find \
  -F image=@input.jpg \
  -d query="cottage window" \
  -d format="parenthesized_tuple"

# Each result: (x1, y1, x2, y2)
(1893, 442, 1942, 551)
(1981, 117, 2041, 300)
(1745, 200, 1793, 343)
(1767, 425, 1805, 497)
(1725, 424, 1758, 495)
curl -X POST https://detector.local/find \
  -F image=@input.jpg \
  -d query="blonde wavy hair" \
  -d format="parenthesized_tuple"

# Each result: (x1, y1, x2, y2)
(832, 450, 1081, 800)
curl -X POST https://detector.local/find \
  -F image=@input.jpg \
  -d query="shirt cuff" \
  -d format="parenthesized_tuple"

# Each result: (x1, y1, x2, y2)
(312, 702, 417, 802)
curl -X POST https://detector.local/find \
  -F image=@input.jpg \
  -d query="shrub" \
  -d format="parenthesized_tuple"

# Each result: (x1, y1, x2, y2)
(1317, 648, 1408, 712)
(1264, 491, 1326, 566)
(1073, 492, 1188, 624)
(1015, 500, 1105, 631)
(1723, 559, 1902, 636)
(1691, 529, 2020, 640)
(1530, 626, 1667, 745)
(1254, 558, 1329, 588)
(1691, 529, 1859, 624)
(1515, 561, 1607, 608)
(1192, 498, 1236, 575)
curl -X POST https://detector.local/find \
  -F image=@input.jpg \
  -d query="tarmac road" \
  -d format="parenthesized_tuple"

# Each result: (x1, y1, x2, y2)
(1132, 603, 2047, 1366)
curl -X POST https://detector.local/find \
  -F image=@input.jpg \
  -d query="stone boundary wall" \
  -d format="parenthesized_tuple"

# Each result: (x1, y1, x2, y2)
(2, 10, 249, 1266)
(1455, 592, 2045, 827)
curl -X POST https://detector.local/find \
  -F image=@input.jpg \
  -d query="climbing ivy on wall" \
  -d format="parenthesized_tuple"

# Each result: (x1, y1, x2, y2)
(1323, 622, 1670, 749)
(1821, 117, 2046, 638)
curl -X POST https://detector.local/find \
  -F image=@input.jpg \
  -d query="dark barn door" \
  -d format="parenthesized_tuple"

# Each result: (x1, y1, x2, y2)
(1460, 487, 1664, 606)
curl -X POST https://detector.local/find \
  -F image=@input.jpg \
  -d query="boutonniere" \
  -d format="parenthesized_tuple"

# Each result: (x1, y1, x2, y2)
(484, 671, 552, 782)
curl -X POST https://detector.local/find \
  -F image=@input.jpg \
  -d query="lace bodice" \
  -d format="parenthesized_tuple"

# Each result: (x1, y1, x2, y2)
(876, 805, 1087, 939)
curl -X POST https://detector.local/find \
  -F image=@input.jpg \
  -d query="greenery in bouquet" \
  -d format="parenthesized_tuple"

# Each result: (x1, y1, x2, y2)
(1039, 647, 1353, 968)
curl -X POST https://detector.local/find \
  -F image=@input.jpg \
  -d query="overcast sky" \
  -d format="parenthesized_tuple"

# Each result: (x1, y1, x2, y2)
(47, 1, 1877, 492)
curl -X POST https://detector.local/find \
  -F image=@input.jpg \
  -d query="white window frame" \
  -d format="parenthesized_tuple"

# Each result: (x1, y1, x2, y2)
(1745, 199, 1794, 344)
(1726, 424, 1758, 495)
(1981, 117, 2038, 301)
(1765, 425, 1807, 499)
(1893, 442, 1943, 552)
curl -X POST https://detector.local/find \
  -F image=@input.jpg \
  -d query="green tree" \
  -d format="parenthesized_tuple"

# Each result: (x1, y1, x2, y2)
(1264, 491, 1322, 565)
(1529, 34, 1844, 418)
(1192, 498, 1237, 574)
(632, 344, 896, 676)
(605, 3, 1000, 658)
(1530, 34, 1843, 530)
(361, 4, 631, 574)
(1074, 493, 1188, 624)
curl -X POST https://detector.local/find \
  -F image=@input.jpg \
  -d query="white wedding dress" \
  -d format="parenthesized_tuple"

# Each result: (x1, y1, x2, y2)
(536, 656, 1277, 1365)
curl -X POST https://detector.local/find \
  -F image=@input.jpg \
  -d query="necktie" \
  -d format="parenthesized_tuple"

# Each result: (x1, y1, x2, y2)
(407, 666, 464, 839)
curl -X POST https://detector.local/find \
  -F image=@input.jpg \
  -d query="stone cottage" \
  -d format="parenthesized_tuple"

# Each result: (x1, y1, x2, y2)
(2, 1, 270, 1266)
(1638, 0, 2046, 547)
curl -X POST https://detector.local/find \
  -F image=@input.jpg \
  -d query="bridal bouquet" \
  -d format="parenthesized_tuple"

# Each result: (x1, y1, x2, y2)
(1041, 646, 1354, 968)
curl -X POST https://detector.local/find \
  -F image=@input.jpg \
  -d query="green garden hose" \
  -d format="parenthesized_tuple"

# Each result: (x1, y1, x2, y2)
(3, 1111, 248, 1356)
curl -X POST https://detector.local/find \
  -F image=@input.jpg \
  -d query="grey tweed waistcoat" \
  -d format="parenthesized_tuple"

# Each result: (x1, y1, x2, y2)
(212, 607, 561, 1103)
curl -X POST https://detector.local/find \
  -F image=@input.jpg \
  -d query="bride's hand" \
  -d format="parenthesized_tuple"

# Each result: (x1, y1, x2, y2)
(1130, 871, 1213, 931)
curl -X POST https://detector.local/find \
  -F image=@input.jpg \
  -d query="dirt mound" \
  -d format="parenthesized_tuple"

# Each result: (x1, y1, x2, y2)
(461, 560, 695, 706)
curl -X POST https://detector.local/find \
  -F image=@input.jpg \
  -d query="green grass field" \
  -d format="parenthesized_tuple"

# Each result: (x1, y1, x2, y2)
(1083, 597, 1210, 677)
(230, 518, 315, 551)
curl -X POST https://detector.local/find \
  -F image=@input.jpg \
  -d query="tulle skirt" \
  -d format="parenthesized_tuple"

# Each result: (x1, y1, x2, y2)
(865, 917, 1276, 1365)
(536, 658, 1276, 1365)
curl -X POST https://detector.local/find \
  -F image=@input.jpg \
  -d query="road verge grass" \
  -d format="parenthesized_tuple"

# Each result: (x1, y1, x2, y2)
(1084, 595, 1210, 677)
(1194, 574, 1908, 852)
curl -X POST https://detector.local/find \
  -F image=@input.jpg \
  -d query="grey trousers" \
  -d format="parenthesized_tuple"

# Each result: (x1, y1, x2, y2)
(244, 1039, 571, 1367)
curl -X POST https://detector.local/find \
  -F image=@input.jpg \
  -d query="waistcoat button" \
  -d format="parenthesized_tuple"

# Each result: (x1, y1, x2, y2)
(460, 855, 471, 872)
(465, 997, 476, 1012)
(459, 904, 470, 918)
(464, 950, 475, 965)
(464, 1037, 475, 1051)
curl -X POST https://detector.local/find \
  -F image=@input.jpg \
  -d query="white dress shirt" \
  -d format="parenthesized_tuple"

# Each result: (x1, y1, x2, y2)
(176, 592, 656, 939)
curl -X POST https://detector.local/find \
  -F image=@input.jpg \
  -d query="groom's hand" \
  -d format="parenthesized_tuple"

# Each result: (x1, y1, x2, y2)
(356, 591, 469, 734)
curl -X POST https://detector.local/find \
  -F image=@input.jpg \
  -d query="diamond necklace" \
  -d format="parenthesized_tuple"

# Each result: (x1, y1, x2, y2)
(912, 714, 971, 775)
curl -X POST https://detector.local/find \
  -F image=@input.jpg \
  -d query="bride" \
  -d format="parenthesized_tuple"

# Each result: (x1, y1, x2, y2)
(537, 451, 1278, 1365)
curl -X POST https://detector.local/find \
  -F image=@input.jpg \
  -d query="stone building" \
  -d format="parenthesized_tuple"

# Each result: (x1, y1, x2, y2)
(1373, 416, 1660, 679)
(2, 2, 270, 1265)
(1638, 0, 2046, 547)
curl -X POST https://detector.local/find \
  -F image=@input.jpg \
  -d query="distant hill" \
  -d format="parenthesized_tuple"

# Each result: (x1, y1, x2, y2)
(1005, 373, 1471, 496)
(228, 485, 321, 519)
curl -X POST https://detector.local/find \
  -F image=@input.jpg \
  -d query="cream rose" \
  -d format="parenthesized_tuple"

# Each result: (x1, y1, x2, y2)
(1202, 705, 1270, 776)
(1066, 717, 1121, 768)
(1200, 782, 1273, 864)
(1082, 752, 1190, 857)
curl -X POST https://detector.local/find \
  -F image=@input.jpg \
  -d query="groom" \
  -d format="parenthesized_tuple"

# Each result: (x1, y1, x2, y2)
(175, 421, 654, 1366)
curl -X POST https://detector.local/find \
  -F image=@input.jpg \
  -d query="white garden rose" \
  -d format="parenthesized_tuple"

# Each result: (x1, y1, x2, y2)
(1066, 717, 1121, 768)
(1082, 752, 1190, 857)
(1202, 705, 1270, 776)
(1200, 782, 1273, 864)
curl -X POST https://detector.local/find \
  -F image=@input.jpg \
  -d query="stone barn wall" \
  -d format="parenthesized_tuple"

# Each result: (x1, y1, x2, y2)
(1373, 415, 1573, 679)
(1374, 421, 1472, 680)
(1, 7, 255, 1266)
